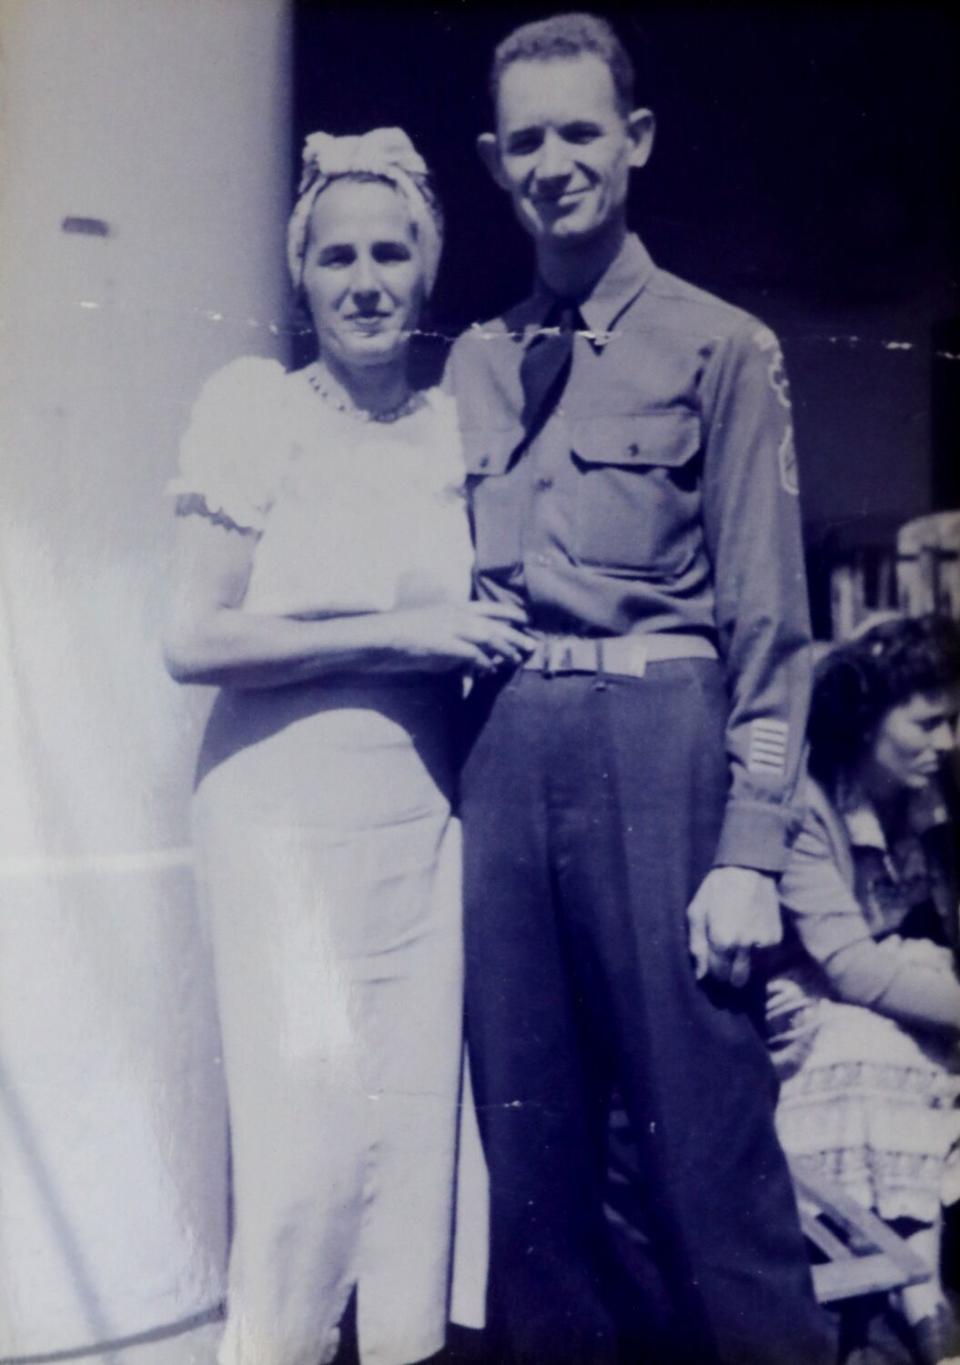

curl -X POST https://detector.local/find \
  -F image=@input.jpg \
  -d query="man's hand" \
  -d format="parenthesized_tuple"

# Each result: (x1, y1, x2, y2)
(687, 867, 782, 987)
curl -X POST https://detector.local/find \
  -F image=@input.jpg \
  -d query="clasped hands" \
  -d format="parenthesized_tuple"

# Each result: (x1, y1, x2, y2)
(687, 866, 783, 988)
(390, 600, 534, 673)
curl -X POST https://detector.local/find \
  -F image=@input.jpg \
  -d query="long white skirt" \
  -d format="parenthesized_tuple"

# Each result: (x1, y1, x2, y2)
(192, 678, 486, 1365)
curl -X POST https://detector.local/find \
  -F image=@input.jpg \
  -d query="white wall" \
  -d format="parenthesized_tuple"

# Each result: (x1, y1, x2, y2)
(0, 0, 291, 1354)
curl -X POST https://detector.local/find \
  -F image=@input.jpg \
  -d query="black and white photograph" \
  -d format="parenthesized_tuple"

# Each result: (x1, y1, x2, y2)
(0, 4, 958, 1364)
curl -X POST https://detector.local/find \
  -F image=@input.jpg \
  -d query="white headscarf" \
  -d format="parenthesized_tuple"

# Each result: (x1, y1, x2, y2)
(287, 128, 443, 297)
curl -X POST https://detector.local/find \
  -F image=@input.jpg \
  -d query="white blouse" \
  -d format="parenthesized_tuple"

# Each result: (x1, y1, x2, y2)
(170, 356, 473, 619)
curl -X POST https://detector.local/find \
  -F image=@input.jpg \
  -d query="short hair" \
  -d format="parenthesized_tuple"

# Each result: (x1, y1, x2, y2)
(808, 614, 960, 793)
(490, 13, 636, 116)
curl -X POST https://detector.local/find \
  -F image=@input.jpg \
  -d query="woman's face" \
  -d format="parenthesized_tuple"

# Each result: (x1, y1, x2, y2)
(870, 688, 957, 790)
(303, 178, 425, 370)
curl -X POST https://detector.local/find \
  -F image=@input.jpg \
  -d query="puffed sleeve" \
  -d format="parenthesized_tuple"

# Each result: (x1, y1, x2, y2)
(167, 356, 287, 533)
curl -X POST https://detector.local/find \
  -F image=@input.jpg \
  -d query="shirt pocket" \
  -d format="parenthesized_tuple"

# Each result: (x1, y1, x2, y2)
(462, 428, 524, 572)
(569, 410, 702, 574)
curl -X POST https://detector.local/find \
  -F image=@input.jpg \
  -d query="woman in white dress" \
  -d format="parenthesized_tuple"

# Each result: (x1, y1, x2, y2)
(163, 129, 528, 1365)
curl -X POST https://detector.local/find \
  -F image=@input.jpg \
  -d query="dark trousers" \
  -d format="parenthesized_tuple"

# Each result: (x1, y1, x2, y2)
(460, 663, 835, 1365)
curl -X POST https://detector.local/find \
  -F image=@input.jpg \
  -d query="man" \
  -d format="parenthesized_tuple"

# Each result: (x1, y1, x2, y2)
(448, 13, 835, 1365)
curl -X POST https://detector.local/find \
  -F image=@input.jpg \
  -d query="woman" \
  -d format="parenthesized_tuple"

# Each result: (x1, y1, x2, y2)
(766, 615, 960, 1365)
(164, 129, 528, 1365)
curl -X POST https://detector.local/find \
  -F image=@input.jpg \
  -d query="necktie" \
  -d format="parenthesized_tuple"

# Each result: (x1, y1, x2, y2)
(519, 301, 581, 440)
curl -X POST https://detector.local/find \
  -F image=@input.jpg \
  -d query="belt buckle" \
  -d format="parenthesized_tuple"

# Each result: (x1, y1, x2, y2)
(541, 635, 577, 676)
(540, 635, 559, 676)
(541, 636, 601, 676)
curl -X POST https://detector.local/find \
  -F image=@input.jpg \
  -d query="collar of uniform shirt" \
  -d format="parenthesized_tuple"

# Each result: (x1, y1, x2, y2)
(518, 233, 656, 353)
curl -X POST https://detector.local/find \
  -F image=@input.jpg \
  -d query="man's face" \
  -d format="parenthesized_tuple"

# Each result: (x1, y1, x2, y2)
(489, 53, 645, 248)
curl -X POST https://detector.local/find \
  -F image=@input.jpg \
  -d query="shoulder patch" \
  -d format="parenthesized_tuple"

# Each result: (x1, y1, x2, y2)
(779, 427, 799, 496)
(752, 325, 792, 413)
(751, 325, 799, 493)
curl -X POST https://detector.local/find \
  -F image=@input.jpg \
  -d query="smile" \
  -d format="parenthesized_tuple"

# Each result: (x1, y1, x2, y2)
(534, 189, 587, 207)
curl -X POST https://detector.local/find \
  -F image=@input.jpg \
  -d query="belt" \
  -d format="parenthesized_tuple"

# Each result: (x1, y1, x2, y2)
(521, 633, 718, 678)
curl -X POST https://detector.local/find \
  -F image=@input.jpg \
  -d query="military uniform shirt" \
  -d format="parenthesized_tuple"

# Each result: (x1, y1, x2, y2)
(447, 234, 812, 873)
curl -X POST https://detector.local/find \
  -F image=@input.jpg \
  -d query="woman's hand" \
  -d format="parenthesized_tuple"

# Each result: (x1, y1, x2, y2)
(384, 601, 534, 673)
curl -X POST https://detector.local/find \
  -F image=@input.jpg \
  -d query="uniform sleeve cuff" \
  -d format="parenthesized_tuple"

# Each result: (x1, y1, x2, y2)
(712, 800, 794, 874)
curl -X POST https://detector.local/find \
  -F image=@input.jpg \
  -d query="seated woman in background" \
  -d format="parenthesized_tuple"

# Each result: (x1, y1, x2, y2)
(766, 615, 960, 1365)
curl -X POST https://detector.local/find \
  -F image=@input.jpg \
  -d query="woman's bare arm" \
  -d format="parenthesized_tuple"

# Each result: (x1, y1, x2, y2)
(162, 510, 531, 689)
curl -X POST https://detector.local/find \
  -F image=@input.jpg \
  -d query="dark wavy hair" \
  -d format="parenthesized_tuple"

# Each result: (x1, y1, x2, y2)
(808, 614, 960, 793)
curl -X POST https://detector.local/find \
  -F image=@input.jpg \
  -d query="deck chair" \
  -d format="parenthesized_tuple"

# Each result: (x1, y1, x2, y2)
(789, 1166, 931, 1306)
(606, 1107, 930, 1308)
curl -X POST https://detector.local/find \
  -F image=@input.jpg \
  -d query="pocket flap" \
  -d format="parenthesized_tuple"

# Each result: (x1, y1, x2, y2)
(461, 427, 521, 476)
(569, 411, 701, 468)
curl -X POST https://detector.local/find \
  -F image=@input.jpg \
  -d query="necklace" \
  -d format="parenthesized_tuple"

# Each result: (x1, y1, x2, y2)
(308, 365, 421, 424)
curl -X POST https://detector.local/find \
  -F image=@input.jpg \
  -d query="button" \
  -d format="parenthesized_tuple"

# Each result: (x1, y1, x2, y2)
(479, 454, 490, 469)
(535, 476, 554, 491)
(627, 442, 641, 458)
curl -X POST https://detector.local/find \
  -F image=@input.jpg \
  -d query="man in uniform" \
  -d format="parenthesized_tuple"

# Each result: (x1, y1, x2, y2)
(448, 13, 835, 1365)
